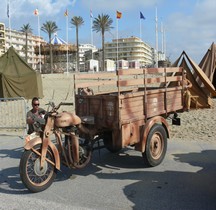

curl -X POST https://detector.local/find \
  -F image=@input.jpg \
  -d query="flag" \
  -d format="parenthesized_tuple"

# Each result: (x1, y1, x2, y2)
(90, 9, 93, 18)
(34, 9, 39, 16)
(7, 1, 9, 18)
(140, 12, 145, 19)
(64, 9, 68, 16)
(116, 11, 122, 19)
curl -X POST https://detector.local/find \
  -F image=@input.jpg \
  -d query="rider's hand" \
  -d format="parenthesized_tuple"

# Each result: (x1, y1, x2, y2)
(27, 117, 34, 124)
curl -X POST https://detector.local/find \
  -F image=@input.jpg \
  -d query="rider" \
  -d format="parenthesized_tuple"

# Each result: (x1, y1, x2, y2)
(26, 97, 46, 134)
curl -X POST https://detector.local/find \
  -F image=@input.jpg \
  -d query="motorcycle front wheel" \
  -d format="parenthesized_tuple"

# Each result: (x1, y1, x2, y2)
(19, 144, 56, 193)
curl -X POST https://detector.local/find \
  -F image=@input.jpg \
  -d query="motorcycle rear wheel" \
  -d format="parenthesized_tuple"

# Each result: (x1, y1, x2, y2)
(19, 144, 56, 193)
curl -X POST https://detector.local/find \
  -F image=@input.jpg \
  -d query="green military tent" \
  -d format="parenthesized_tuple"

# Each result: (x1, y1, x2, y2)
(0, 46, 43, 99)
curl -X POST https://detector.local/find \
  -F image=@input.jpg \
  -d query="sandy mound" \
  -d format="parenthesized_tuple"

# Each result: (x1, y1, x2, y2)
(169, 98, 216, 142)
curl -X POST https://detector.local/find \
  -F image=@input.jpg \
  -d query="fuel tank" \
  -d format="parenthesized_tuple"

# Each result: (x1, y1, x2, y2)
(54, 112, 81, 127)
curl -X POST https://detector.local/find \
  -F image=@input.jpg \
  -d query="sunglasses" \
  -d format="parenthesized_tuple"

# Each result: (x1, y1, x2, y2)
(33, 103, 40, 106)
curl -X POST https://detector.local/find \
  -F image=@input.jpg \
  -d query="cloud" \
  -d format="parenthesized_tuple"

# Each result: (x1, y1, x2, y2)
(81, 0, 159, 11)
(1, 0, 216, 64)
(163, 0, 216, 62)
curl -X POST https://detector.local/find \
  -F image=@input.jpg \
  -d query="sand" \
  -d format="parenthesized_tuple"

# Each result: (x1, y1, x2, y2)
(169, 99, 216, 142)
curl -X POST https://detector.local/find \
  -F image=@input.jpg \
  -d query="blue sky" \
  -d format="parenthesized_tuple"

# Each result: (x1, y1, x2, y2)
(1, 0, 216, 63)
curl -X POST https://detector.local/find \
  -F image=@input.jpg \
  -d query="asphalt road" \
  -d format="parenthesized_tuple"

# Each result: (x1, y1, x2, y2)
(0, 133, 216, 210)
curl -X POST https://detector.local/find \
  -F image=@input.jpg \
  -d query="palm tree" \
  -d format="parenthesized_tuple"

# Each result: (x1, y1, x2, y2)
(92, 14, 113, 71)
(70, 16, 84, 72)
(41, 21, 58, 73)
(20, 23, 33, 62)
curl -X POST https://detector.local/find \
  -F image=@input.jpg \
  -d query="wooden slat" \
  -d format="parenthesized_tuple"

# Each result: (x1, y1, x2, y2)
(118, 87, 182, 100)
(117, 76, 182, 88)
(118, 69, 144, 75)
(165, 67, 183, 73)
(146, 68, 165, 74)
(121, 116, 145, 125)
(118, 78, 144, 87)
(146, 77, 165, 84)
(121, 99, 144, 109)
(121, 111, 145, 121)
(147, 67, 182, 74)
(118, 67, 182, 76)
(75, 72, 116, 79)
(75, 80, 116, 88)
(120, 108, 145, 118)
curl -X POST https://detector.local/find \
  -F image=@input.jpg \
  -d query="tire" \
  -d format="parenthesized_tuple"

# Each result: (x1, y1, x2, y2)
(103, 131, 121, 153)
(142, 124, 167, 167)
(73, 143, 92, 169)
(19, 144, 57, 193)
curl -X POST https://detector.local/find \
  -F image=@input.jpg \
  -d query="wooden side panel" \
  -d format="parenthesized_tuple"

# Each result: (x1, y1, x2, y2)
(75, 95, 119, 129)
(120, 95, 145, 122)
(146, 90, 182, 117)
(75, 67, 184, 134)
(118, 88, 183, 123)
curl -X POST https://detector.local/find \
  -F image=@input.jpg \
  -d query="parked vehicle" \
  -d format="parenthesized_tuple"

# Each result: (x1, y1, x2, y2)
(19, 102, 94, 193)
(74, 67, 183, 167)
(20, 67, 183, 192)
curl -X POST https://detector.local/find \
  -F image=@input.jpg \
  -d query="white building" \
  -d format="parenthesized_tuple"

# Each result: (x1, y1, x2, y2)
(117, 59, 129, 69)
(129, 60, 140, 69)
(0, 23, 6, 56)
(85, 59, 99, 72)
(105, 36, 154, 67)
(105, 59, 116, 72)
(0, 23, 46, 69)
(79, 44, 97, 71)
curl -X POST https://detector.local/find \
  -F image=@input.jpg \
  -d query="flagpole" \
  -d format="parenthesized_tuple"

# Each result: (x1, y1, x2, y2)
(90, 10, 94, 73)
(164, 27, 166, 58)
(37, 13, 42, 73)
(116, 18, 118, 71)
(66, 13, 69, 75)
(90, 10, 93, 48)
(140, 18, 142, 40)
(7, 0, 11, 46)
(161, 21, 164, 53)
(155, 6, 158, 68)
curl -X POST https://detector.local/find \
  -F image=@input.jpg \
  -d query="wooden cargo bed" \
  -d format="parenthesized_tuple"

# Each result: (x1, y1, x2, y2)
(74, 67, 184, 130)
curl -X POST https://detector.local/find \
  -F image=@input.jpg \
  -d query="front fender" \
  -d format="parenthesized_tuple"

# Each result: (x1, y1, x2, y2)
(135, 116, 169, 153)
(24, 137, 60, 170)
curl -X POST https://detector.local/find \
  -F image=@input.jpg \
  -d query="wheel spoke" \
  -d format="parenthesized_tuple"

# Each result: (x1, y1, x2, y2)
(26, 148, 54, 186)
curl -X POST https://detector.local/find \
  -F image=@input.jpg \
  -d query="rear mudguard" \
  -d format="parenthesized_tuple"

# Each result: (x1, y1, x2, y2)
(24, 137, 61, 170)
(135, 116, 170, 153)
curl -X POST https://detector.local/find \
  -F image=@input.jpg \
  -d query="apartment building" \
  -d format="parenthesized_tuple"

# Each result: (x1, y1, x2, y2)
(0, 23, 6, 56)
(79, 44, 97, 71)
(0, 23, 46, 69)
(105, 36, 154, 67)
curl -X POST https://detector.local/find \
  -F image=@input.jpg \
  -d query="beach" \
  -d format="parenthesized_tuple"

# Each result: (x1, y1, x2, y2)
(169, 99, 216, 142)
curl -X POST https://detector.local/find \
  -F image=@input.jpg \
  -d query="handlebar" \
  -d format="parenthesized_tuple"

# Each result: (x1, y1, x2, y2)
(59, 102, 74, 106)
(45, 101, 74, 112)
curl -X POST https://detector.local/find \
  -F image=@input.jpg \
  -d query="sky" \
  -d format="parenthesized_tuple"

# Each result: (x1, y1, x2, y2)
(1, 0, 216, 63)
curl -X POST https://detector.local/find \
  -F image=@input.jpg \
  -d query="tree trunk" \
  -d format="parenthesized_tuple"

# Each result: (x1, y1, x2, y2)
(76, 27, 79, 72)
(102, 32, 105, 71)
(25, 33, 28, 62)
(50, 45, 53, 73)
(49, 35, 53, 74)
